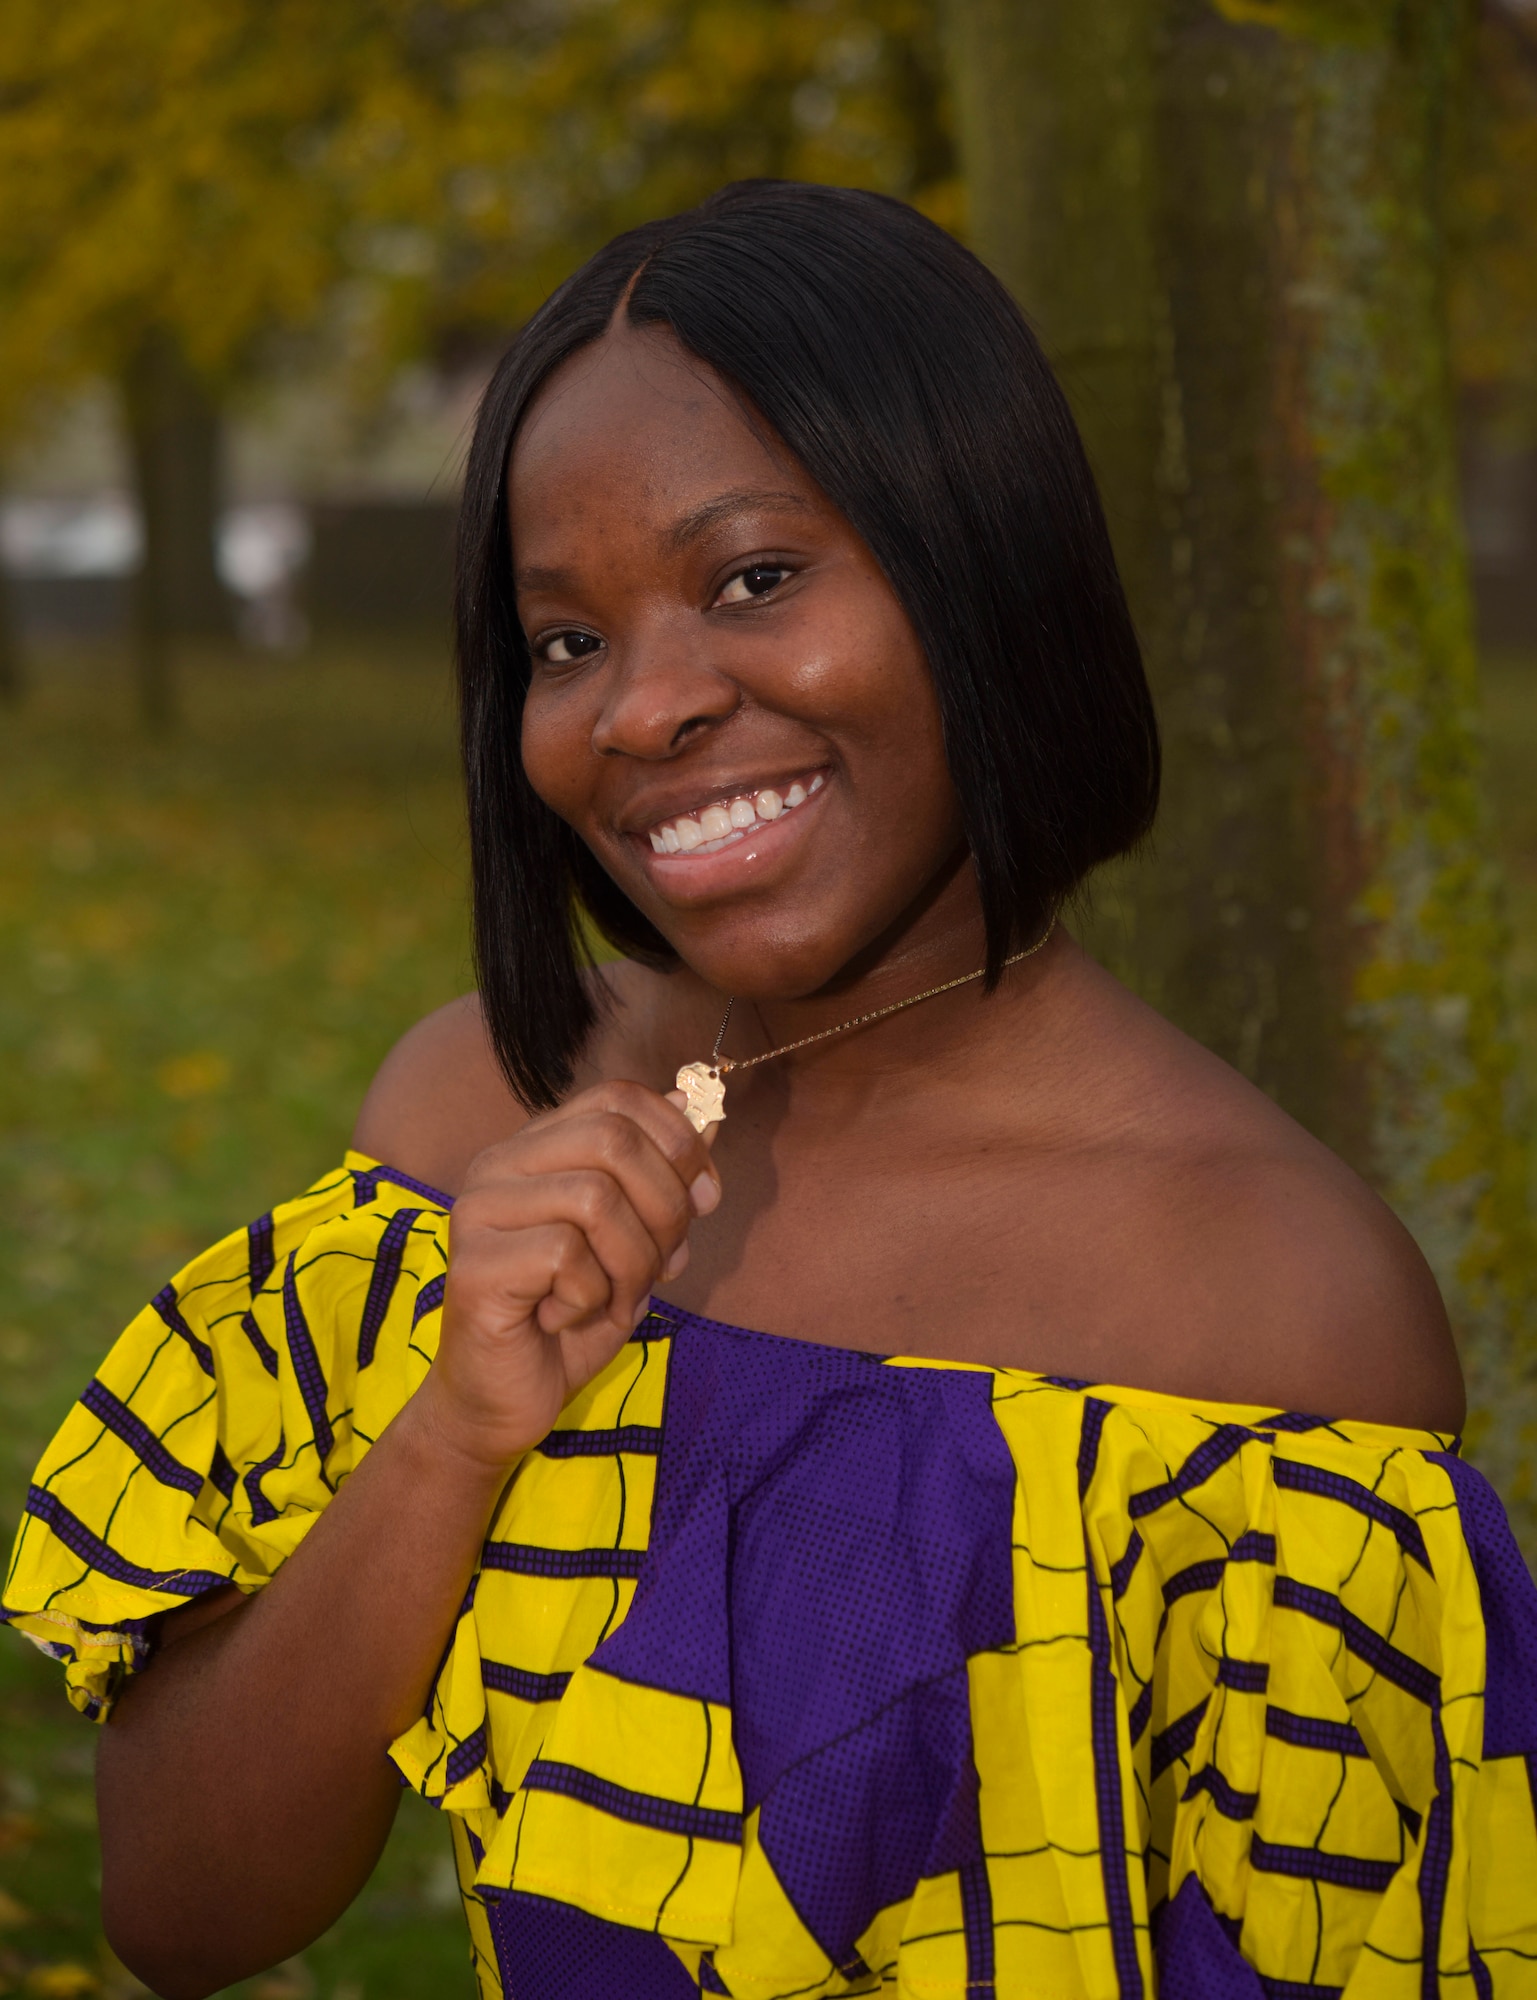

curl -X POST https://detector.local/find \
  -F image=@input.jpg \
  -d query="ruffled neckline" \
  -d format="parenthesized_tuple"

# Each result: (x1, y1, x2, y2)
(641, 1296, 1460, 1452)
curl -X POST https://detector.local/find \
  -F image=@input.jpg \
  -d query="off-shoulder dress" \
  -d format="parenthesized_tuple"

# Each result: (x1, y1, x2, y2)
(5, 1158, 1537, 1998)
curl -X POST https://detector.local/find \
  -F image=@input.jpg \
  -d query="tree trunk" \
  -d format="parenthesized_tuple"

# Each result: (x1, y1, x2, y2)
(949, 0, 1537, 1538)
(0, 527, 22, 705)
(122, 329, 232, 731)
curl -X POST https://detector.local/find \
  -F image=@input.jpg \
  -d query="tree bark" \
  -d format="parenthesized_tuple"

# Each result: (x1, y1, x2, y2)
(122, 329, 232, 731)
(949, 0, 1537, 1537)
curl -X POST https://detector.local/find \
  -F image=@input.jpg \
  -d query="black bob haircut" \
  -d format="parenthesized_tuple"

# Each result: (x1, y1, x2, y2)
(457, 178, 1159, 1110)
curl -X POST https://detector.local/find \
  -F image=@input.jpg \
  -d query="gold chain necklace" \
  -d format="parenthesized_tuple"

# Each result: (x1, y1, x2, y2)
(674, 917, 1057, 1132)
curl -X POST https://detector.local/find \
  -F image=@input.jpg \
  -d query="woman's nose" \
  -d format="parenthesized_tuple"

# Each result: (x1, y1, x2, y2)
(590, 632, 740, 760)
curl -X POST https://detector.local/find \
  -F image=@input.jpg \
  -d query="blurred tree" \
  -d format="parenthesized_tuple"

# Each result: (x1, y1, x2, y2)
(950, 0, 1537, 1540)
(123, 331, 232, 730)
(0, 0, 954, 727)
(0, 0, 399, 724)
(1451, 1, 1537, 440)
(0, 520, 20, 705)
(410, 0, 958, 341)
(0, 7, 308, 715)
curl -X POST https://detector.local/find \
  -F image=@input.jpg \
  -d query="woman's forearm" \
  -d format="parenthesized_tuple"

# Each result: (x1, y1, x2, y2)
(96, 1385, 509, 2000)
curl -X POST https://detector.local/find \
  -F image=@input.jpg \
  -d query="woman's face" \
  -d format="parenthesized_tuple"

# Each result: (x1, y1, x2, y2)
(511, 322, 967, 1000)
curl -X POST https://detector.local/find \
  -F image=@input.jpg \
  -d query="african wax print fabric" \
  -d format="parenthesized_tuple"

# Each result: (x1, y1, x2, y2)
(5, 1156, 1537, 1998)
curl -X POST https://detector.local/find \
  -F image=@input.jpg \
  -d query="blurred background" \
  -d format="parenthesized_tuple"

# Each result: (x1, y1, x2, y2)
(1, 0, 1534, 1992)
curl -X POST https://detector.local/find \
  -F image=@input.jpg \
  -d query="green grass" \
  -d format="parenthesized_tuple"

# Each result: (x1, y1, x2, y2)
(2, 641, 1536, 1998)
(0, 644, 474, 1999)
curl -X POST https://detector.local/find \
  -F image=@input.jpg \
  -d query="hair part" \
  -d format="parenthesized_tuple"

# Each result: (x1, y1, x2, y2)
(456, 179, 1159, 1110)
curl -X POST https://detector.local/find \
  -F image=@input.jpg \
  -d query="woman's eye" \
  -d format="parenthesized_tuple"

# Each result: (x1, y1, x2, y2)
(539, 630, 603, 665)
(716, 565, 789, 606)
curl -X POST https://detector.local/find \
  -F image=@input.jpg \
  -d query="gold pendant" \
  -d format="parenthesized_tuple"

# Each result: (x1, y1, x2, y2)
(675, 1061, 727, 1133)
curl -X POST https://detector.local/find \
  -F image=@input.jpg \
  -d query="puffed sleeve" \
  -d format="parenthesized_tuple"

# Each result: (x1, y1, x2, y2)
(1, 1153, 451, 1719)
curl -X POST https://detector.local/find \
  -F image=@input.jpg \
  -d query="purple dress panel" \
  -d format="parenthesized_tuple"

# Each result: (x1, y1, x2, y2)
(1154, 1877, 1266, 2000)
(486, 1890, 699, 2000)
(1427, 1451, 1537, 1758)
(586, 1308, 1018, 1967)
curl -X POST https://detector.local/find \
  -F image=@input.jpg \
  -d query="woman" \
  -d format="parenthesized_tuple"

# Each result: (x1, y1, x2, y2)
(5, 182, 1534, 2000)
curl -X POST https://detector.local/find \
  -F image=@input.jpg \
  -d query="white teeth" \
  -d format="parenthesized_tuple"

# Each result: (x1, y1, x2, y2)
(647, 774, 823, 855)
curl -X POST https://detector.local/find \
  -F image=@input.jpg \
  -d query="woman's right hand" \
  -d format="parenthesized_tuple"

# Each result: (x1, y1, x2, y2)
(415, 1079, 721, 1472)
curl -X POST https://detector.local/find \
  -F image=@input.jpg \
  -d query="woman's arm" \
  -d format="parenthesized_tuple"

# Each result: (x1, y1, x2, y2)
(97, 1392, 505, 1996)
(97, 1082, 721, 1999)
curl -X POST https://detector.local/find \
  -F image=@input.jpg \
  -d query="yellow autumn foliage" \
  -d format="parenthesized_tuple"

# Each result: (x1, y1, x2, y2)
(1, 0, 1527, 439)
(0, 0, 954, 434)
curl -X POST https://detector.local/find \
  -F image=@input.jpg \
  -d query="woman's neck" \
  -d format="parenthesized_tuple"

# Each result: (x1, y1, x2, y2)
(672, 918, 1075, 1133)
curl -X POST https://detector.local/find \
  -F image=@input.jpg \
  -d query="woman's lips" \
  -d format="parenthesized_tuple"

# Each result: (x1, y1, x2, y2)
(645, 772, 825, 858)
(628, 769, 829, 893)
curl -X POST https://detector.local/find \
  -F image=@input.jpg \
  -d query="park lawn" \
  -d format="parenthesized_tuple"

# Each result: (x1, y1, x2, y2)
(1, 641, 1535, 1999)
(0, 645, 474, 1998)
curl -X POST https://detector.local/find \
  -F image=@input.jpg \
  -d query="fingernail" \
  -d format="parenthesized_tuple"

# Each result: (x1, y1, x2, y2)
(632, 1297, 651, 1329)
(690, 1171, 720, 1215)
(663, 1241, 689, 1280)
(665, 1090, 688, 1110)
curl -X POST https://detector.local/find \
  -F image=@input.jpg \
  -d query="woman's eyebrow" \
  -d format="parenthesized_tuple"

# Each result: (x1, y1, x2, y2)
(515, 562, 573, 594)
(514, 489, 816, 596)
(664, 488, 816, 552)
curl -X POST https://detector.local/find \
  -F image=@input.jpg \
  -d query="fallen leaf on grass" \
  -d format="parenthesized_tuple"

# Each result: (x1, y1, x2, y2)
(155, 1052, 231, 1101)
(24, 1965, 98, 1998)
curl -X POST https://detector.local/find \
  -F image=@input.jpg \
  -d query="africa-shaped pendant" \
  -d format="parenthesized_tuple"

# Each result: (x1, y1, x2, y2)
(675, 1061, 727, 1132)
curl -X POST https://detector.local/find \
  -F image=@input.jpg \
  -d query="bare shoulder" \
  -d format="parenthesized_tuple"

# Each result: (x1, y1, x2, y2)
(1158, 1099, 1464, 1434)
(351, 994, 524, 1197)
(349, 958, 693, 1198)
(1029, 958, 1464, 1432)
(1184, 1136, 1464, 1432)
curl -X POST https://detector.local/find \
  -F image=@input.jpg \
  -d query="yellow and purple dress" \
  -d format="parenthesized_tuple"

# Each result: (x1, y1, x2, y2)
(5, 1159, 1537, 1998)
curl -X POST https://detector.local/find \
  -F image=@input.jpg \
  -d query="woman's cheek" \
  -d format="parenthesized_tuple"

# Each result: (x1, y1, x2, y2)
(519, 689, 587, 819)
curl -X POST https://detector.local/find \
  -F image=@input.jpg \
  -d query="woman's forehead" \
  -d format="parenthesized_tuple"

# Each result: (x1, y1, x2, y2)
(511, 323, 793, 490)
(508, 325, 830, 560)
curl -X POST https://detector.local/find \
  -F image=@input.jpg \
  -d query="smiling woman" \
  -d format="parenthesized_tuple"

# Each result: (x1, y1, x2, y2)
(456, 183, 1155, 1114)
(4, 182, 1537, 2000)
